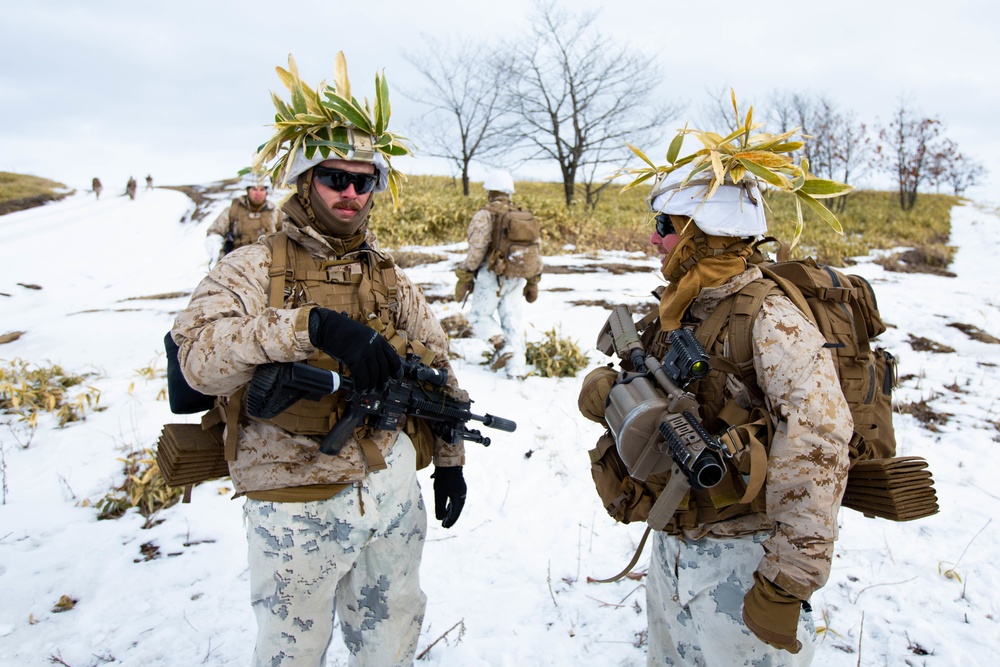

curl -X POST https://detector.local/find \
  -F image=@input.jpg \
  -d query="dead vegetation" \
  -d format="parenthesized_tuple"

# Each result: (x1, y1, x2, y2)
(440, 313, 474, 339)
(948, 322, 1000, 344)
(390, 250, 449, 268)
(544, 263, 655, 275)
(897, 397, 952, 431)
(120, 291, 192, 302)
(874, 244, 957, 277)
(907, 335, 956, 354)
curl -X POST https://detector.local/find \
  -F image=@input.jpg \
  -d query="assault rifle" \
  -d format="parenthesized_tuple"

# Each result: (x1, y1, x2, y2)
(245, 355, 516, 456)
(597, 304, 727, 531)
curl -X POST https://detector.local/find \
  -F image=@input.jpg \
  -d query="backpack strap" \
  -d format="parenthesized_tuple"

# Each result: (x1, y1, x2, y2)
(268, 231, 290, 308)
(590, 525, 653, 584)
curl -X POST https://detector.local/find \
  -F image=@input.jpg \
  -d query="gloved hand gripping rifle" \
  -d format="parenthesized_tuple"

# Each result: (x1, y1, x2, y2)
(597, 304, 727, 531)
(244, 354, 516, 456)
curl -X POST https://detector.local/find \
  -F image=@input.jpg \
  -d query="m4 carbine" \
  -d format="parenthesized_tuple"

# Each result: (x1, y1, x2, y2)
(245, 354, 516, 456)
(597, 304, 727, 531)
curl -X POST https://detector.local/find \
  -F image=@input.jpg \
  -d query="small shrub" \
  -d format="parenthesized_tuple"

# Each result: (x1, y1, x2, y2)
(97, 449, 183, 526)
(526, 328, 590, 378)
(0, 359, 102, 429)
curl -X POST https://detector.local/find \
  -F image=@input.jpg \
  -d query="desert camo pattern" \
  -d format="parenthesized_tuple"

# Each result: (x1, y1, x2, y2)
(680, 265, 853, 600)
(171, 219, 465, 494)
(246, 435, 426, 667)
(456, 206, 494, 273)
(206, 195, 280, 251)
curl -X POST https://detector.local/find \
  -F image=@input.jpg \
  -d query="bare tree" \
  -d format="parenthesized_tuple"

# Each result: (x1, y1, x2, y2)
(928, 140, 988, 196)
(698, 87, 748, 135)
(402, 38, 515, 196)
(876, 98, 942, 210)
(508, 2, 683, 208)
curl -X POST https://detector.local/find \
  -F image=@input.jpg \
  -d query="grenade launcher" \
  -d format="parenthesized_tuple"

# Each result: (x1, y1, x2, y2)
(244, 355, 516, 456)
(597, 304, 727, 531)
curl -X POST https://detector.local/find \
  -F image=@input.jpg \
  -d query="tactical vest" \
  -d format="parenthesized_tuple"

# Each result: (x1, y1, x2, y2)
(211, 231, 434, 464)
(227, 198, 279, 251)
(639, 313, 770, 533)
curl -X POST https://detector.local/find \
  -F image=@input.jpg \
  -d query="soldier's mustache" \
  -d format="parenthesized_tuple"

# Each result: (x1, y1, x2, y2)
(333, 200, 363, 212)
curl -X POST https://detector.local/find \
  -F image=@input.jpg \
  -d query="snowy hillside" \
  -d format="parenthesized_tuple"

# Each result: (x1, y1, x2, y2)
(1, 185, 999, 666)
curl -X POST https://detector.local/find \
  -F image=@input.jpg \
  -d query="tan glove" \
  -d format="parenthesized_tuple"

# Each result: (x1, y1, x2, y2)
(523, 275, 540, 303)
(578, 365, 618, 424)
(742, 572, 803, 654)
(454, 268, 475, 302)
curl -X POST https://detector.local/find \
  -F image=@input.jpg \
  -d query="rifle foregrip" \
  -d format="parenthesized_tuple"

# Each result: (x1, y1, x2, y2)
(483, 414, 517, 432)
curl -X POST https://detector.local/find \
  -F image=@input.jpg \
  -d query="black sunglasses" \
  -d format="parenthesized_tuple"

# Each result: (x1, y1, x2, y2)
(313, 166, 378, 194)
(654, 213, 675, 237)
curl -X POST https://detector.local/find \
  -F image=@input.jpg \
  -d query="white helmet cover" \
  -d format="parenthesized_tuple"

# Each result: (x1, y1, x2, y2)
(649, 164, 767, 237)
(483, 171, 515, 195)
(284, 144, 390, 193)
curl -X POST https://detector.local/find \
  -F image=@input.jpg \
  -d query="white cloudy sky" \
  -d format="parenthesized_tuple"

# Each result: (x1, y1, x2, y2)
(2, 0, 998, 199)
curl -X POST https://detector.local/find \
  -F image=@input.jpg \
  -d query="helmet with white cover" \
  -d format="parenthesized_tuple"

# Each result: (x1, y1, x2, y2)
(251, 52, 413, 208)
(484, 171, 515, 195)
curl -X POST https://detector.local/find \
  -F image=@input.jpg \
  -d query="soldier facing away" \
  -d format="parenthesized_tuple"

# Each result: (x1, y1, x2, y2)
(454, 171, 543, 379)
(91, 177, 102, 200)
(170, 51, 468, 667)
(204, 171, 279, 269)
(145, 174, 154, 190)
(125, 176, 136, 200)
(579, 148, 853, 662)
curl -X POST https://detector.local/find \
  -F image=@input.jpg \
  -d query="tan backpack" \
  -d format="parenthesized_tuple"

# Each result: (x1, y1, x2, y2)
(488, 204, 543, 279)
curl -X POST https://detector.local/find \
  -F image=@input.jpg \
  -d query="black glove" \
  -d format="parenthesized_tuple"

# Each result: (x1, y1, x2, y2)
(308, 307, 402, 393)
(432, 466, 467, 529)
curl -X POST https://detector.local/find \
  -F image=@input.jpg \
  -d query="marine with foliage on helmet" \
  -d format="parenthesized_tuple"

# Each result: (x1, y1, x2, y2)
(579, 93, 855, 666)
(171, 52, 467, 667)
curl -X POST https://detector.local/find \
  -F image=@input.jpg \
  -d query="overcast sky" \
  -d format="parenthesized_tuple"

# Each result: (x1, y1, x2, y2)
(2, 0, 997, 201)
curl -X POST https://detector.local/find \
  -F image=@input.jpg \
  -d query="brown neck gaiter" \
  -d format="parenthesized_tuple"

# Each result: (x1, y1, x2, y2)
(281, 170, 374, 254)
(658, 217, 753, 331)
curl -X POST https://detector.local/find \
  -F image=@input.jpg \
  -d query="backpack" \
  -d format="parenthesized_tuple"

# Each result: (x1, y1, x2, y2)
(588, 242, 938, 534)
(488, 204, 543, 279)
(699, 240, 897, 465)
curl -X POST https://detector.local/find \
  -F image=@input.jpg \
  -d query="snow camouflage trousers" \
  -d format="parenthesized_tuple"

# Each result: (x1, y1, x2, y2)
(646, 531, 817, 667)
(245, 435, 428, 667)
(467, 266, 526, 377)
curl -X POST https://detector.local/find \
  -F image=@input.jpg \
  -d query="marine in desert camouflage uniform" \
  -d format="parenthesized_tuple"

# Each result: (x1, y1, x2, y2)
(454, 171, 541, 378)
(171, 52, 467, 667)
(205, 172, 279, 269)
(580, 161, 852, 666)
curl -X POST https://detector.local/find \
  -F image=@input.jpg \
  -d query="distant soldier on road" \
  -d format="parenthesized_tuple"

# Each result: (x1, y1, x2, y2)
(126, 177, 137, 200)
(92, 177, 102, 200)
(145, 174, 154, 191)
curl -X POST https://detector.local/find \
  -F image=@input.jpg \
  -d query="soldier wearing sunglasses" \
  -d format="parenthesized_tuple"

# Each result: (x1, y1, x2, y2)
(171, 52, 468, 667)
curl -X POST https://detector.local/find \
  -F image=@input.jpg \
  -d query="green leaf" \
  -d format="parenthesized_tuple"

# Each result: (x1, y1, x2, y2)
(769, 141, 804, 153)
(627, 142, 657, 169)
(794, 191, 845, 235)
(798, 178, 855, 198)
(666, 129, 685, 164)
(737, 158, 788, 188)
(322, 94, 374, 134)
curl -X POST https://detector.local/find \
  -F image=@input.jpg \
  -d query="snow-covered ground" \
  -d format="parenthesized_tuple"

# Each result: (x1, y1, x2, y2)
(1, 185, 998, 666)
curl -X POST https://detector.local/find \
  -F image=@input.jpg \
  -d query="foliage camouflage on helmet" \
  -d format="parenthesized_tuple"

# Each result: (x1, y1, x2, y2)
(252, 52, 413, 209)
(621, 89, 853, 248)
